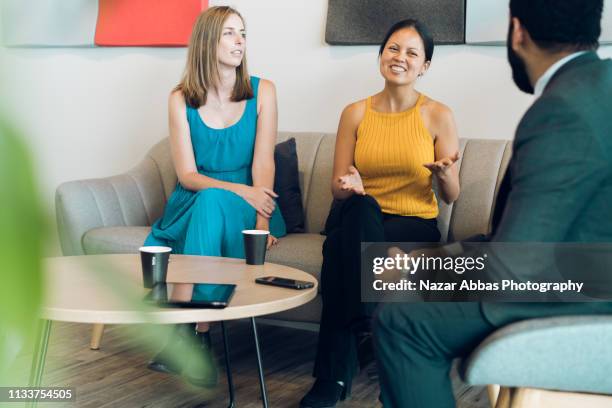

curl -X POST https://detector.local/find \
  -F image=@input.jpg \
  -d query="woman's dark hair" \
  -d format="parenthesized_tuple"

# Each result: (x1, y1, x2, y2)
(378, 19, 434, 62)
(510, 0, 602, 52)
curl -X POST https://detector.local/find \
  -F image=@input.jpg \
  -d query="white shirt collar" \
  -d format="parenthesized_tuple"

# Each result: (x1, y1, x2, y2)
(533, 51, 588, 98)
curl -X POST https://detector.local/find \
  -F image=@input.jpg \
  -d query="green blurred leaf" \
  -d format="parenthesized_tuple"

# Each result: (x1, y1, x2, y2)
(0, 117, 215, 393)
(0, 118, 45, 386)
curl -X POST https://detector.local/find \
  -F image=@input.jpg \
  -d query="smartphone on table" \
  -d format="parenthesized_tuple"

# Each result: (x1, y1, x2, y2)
(255, 276, 314, 290)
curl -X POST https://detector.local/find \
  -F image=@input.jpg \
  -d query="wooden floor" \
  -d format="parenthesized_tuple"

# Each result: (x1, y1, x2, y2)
(35, 321, 490, 408)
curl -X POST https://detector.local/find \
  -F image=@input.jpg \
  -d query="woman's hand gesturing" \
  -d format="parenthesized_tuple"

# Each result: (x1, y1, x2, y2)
(423, 151, 460, 178)
(339, 165, 366, 196)
(241, 186, 278, 218)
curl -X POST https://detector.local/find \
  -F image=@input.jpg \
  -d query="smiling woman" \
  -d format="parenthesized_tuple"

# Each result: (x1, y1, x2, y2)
(300, 19, 461, 408)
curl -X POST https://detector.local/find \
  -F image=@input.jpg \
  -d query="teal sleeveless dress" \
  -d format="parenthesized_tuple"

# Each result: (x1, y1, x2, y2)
(144, 76, 286, 258)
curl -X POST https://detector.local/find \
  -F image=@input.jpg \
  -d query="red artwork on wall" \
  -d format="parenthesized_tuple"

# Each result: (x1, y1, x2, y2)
(94, 0, 208, 46)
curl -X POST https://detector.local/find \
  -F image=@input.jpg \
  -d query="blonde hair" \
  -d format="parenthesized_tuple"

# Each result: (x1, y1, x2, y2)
(176, 6, 253, 108)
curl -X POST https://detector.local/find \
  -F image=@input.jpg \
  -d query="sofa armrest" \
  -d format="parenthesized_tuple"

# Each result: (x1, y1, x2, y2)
(55, 157, 168, 255)
(461, 315, 612, 394)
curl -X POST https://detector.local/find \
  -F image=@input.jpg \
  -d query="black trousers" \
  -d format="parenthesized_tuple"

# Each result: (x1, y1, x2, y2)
(313, 194, 441, 386)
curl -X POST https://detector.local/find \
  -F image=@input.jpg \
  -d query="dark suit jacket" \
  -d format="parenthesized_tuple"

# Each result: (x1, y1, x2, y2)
(481, 52, 612, 325)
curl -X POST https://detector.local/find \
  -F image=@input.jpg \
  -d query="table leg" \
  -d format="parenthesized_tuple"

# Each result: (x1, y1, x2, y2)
(250, 317, 268, 408)
(220, 322, 235, 408)
(27, 319, 52, 408)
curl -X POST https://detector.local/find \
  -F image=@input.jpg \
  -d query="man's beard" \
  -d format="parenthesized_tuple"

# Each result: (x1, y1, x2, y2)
(507, 23, 534, 94)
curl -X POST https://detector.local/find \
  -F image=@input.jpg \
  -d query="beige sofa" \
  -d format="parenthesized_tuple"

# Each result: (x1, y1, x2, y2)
(56, 132, 511, 327)
(57, 134, 612, 405)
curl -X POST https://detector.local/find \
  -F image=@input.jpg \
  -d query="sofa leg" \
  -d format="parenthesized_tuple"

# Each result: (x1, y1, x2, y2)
(495, 387, 512, 408)
(90, 324, 105, 350)
(509, 388, 541, 408)
(520, 388, 612, 408)
(488, 384, 500, 407)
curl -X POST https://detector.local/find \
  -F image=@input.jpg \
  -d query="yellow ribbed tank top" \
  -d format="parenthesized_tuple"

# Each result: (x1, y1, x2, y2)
(354, 94, 438, 218)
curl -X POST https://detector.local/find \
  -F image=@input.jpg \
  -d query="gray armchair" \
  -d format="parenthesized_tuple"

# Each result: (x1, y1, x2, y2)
(462, 315, 612, 407)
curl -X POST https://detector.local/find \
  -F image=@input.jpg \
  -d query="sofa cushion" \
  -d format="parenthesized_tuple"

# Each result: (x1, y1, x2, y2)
(266, 233, 325, 286)
(83, 226, 151, 254)
(302, 134, 336, 235)
(448, 139, 511, 241)
(274, 137, 305, 233)
(83, 227, 325, 281)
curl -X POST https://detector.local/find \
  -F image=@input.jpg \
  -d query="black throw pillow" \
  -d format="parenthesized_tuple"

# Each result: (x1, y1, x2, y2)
(274, 138, 305, 233)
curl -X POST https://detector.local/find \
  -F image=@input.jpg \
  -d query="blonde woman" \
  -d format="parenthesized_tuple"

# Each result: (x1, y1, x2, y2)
(144, 6, 286, 387)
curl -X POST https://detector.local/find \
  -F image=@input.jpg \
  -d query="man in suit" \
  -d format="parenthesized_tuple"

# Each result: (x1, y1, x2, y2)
(373, 0, 612, 406)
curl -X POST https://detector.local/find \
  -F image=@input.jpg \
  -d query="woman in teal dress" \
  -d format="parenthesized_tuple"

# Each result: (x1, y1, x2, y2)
(143, 6, 286, 387)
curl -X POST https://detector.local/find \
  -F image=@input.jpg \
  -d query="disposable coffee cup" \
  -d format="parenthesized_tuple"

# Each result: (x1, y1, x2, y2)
(139, 246, 172, 288)
(242, 230, 269, 265)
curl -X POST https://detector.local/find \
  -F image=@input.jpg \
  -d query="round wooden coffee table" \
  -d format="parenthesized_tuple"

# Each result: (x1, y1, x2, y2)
(32, 254, 318, 408)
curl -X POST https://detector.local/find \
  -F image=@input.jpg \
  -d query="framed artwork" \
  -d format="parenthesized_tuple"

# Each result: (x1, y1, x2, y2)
(95, 0, 207, 46)
(325, 0, 465, 45)
(1, 0, 208, 47)
(1, 0, 98, 47)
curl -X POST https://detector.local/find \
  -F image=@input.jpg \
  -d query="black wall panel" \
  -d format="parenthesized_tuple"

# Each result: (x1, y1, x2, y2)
(326, 0, 466, 45)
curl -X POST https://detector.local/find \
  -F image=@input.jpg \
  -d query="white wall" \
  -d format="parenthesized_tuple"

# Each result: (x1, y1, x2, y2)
(1, 0, 611, 253)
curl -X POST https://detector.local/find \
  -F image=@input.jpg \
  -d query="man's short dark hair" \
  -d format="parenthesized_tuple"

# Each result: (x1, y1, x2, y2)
(510, 0, 603, 52)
